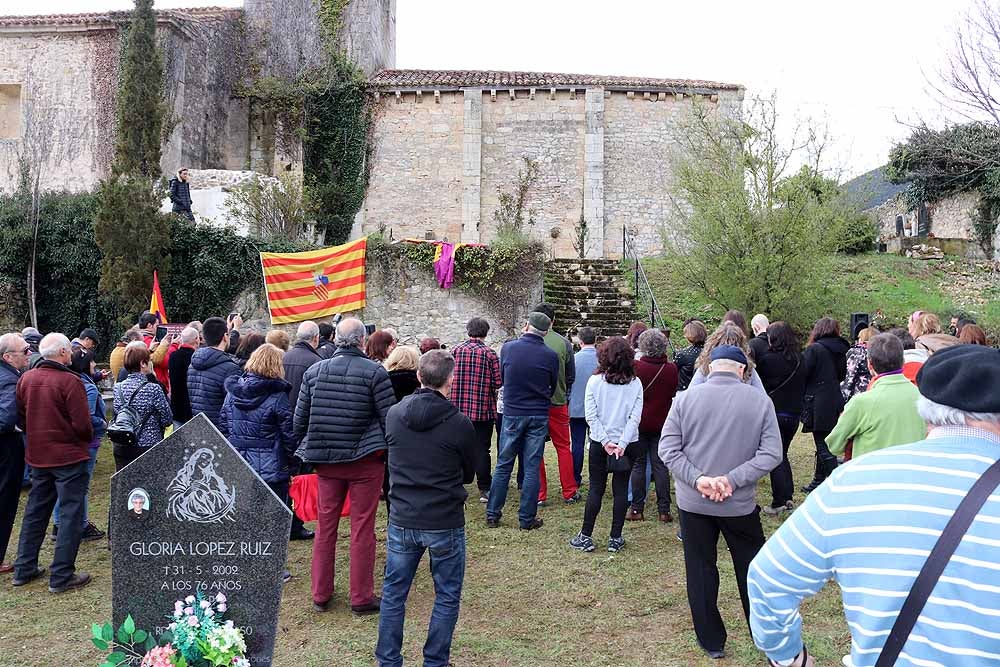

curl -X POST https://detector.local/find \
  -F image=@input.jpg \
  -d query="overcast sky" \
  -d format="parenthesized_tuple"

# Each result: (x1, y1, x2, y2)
(8, 0, 976, 179)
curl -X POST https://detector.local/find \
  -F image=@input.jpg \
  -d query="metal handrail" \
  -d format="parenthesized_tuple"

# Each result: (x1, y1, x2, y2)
(622, 226, 668, 333)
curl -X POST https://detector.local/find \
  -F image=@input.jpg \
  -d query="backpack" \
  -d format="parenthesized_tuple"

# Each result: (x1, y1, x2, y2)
(108, 380, 153, 447)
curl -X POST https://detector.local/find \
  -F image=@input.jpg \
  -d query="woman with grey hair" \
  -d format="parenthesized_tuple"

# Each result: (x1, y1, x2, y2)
(627, 329, 680, 523)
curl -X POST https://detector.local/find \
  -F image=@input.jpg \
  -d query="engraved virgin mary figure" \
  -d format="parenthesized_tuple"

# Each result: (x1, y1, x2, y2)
(166, 448, 236, 523)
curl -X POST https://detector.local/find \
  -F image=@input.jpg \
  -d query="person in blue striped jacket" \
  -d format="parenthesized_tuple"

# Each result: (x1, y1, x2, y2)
(748, 344, 1000, 667)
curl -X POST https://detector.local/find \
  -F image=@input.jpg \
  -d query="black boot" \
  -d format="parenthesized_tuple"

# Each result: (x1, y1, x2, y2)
(801, 456, 824, 493)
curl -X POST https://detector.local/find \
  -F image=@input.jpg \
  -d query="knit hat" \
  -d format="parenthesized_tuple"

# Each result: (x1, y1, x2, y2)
(916, 344, 1000, 413)
(527, 311, 552, 332)
(710, 344, 748, 366)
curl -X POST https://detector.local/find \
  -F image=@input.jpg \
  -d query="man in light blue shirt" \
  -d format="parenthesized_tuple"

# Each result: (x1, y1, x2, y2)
(749, 345, 1000, 667)
(567, 327, 598, 486)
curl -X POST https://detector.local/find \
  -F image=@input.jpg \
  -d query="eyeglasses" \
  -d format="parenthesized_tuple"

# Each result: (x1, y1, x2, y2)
(21, 346, 30, 355)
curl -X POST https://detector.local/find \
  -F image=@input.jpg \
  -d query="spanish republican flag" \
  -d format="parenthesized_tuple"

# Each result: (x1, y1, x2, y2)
(260, 238, 367, 325)
(149, 271, 168, 323)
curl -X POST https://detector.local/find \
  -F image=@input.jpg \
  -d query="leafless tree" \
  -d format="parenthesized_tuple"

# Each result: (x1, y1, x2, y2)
(2, 86, 92, 327)
(930, 0, 1000, 124)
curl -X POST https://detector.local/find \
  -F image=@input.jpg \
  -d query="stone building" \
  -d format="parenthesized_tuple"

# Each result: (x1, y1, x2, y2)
(361, 70, 743, 258)
(1, 2, 741, 259)
(0, 1, 395, 193)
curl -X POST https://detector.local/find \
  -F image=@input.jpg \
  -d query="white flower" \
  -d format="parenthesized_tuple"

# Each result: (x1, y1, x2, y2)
(186, 616, 199, 627)
(168, 622, 177, 631)
(200, 600, 211, 609)
(184, 607, 194, 615)
(184, 595, 195, 604)
(215, 593, 227, 603)
(217, 603, 227, 613)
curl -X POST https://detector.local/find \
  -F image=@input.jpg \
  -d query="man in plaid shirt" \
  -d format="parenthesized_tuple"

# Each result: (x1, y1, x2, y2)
(451, 317, 502, 503)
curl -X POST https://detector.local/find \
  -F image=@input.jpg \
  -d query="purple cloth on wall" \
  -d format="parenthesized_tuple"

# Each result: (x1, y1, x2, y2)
(434, 242, 457, 289)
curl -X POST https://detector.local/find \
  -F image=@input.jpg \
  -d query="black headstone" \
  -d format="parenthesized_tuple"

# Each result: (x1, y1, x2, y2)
(110, 414, 292, 666)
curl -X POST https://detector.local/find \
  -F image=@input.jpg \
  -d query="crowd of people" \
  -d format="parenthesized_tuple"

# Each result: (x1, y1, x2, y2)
(0, 303, 997, 665)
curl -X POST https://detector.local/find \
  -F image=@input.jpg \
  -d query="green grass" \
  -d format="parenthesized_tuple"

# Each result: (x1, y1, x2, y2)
(0, 435, 849, 666)
(642, 252, 998, 342)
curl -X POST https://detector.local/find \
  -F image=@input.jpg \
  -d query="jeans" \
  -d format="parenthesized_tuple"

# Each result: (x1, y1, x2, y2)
(312, 457, 383, 606)
(375, 525, 466, 667)
(678, 508, 765, 653)
(472, 420, 495, 493)
(569, 417, 588, 486)
(15, 460, 90, 588)
(629, 432, 672, 515)
(0, 435, 25, 564)
(54, 446, 98, 528)
(581, 440, 639, 539)
(770, 415, 798, 507)
(486, 415, 548, 527)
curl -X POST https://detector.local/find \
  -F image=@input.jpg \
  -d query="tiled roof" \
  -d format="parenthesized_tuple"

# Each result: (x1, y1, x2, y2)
(0, 7, 240, 28)
(370, 69, 742, 92)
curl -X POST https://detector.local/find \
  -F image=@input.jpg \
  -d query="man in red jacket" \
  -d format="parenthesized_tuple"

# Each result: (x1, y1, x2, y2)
(13, 333, 93, 593)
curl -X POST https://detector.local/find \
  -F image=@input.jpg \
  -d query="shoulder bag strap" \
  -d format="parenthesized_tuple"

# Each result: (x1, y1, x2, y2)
(875, 457, 1000, 666)
(126, 379, 150, 410)
(641, 364, 666, 394)
(766, 357, 800, 397)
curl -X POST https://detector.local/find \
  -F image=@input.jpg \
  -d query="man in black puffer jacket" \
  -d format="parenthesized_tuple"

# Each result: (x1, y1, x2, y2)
(187, 317, 241, 429)
(294, 317, 395, 615)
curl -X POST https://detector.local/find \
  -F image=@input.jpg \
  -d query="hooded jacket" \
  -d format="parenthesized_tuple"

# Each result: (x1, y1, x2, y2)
(219, 373, 296, 483)
(293, 345, 396, 465)
(385, 388, 478, 529)
(916, 333, 960, 354)
(802, 335, 850, 432)
(186, 347, 241, 428)
(169, 173, 192, 214)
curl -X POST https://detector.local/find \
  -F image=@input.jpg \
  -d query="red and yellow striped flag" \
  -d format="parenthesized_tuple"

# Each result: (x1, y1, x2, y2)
(260, 238, 367, 325)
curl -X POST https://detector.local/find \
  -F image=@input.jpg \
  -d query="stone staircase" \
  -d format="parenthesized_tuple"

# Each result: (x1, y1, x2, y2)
(543, 258, 638, 339)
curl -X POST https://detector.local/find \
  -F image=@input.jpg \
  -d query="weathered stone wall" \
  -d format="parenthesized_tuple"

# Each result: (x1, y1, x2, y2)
(362, 259, 542, 346)
(361, 91, 465, 240)
(0, 32, 100, 193)
(158, 169, 282, 234)
(361, 86, 744, 258)
(604, 90, 742, 257)
(340, 0, 396, 77)
(872, 191, 977, 242)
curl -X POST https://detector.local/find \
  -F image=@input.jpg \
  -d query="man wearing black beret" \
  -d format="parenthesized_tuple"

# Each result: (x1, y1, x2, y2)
(748, 344, 1000, 667)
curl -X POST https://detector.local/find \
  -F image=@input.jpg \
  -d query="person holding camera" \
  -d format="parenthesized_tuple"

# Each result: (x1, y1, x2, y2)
(569, 336, 643, 554)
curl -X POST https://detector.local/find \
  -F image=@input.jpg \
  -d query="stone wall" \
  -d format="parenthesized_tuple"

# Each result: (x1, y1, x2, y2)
(360, 86, 744, 258)
(340, 0, 396, 77)
(238, 257, 542, 347)
(872, 191, 978, 242)
(159, 169, 282, 235)
(361, 258, 542, 346)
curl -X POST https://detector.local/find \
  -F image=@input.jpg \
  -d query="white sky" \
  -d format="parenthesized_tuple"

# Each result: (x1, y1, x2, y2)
(4, 0, 975, 179)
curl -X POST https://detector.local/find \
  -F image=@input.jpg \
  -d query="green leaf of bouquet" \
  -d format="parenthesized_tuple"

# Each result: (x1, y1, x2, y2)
(102, 623, 113, 642)
(91, 637, 109, 650)
(99, 662, 115, 667)
(144, 634, 156, 651)
(92, 623, 104, 640)
(116, 627, 129, 644)
(133, 629, 147, 643)
(123, 615, 136, 635)
(107, 651, 127, 665)
(175, 656, 188, 667)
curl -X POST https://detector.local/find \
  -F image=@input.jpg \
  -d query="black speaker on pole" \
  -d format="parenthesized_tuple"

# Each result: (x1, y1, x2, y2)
(849, 312, 871, 341)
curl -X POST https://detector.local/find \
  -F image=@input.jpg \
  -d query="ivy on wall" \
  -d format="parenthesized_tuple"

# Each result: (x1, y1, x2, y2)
(236, 0, 374, 245)
(366, 234, 545, 334)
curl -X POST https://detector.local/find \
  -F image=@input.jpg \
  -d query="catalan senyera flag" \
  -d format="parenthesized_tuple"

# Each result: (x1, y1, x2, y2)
(260, 238, 367, 325)
(149, 270, 168, 323)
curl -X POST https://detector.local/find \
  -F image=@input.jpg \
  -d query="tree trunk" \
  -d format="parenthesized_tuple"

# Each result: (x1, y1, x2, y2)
(27, 176, 40, 329)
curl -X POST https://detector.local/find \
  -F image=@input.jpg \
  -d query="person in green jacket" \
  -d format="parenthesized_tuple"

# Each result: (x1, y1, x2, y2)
(827, 333, 926, 460)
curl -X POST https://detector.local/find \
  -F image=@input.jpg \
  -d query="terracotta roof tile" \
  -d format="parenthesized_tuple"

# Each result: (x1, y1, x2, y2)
(370, 69, 742, 92)
(0, 7, 240, 28)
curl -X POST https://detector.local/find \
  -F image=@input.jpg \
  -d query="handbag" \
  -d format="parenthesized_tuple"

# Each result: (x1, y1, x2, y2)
(874, 457, 1000, 666)
(607, 451, 632, 473)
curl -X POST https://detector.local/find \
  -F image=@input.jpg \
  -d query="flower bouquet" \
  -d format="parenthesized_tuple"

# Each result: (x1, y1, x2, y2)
(92, 593, 248, 667)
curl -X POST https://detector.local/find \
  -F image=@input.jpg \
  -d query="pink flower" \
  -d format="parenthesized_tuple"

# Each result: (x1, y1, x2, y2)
(217, 603, 227, 613)
(186, 615, 199, 627)
(200, 600, 211, 609)
(184, 607, 194, 615)
(184, 595, 195, 604)
(215, 593, 227, 603)
(140, 643, 176, 667)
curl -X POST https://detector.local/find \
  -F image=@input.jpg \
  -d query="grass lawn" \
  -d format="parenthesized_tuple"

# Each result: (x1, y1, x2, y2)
(642, 252, 1000, 343)
(0, 432, 850, 667)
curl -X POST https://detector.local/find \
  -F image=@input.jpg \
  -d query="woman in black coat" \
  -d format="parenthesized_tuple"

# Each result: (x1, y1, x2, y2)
(755, 322, 807, 514)
(800, 317, 850, 492)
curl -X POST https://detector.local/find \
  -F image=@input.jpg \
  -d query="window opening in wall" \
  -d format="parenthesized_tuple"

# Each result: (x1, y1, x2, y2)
(0, 84, 22, 140)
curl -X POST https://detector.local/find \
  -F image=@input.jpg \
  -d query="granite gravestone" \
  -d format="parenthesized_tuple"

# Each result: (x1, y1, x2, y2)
(110, 414, 292, 666)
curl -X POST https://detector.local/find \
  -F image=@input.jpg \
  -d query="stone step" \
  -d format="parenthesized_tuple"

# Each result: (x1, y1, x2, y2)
(546, 259, 622, 268)
(546, 297, 635, 308)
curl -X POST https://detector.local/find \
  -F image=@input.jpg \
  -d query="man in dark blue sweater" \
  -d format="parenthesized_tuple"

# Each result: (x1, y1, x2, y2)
(376, 349, 477, 667)
(486, 312, 559, 530)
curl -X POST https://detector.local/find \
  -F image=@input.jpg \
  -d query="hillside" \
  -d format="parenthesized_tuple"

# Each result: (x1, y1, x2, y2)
(641, 252, 999, 341)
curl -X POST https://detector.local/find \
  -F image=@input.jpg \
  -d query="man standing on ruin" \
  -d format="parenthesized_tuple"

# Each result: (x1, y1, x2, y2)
(169, 167, 194, 221)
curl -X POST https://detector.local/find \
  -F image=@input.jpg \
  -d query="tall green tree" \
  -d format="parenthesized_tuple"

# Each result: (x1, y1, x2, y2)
(662, 97, 865, 327)
(95, 0, 172, 312)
